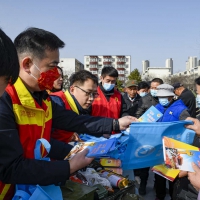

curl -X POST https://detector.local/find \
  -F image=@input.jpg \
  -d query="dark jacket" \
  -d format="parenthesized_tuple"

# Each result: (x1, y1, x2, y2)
(122, 93, 141, 117)
(0, 90, 113, 185)
(178, 88, 196, 118)
(135, 93, 159, 118)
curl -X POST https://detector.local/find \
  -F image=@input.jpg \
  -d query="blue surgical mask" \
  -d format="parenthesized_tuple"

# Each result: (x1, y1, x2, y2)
(139, 92, 147, 97)
(103, 83, 115, 91)
(150, 89, 157, 97)
(196, 95, 200, 108)
(159, 98, 170, 107)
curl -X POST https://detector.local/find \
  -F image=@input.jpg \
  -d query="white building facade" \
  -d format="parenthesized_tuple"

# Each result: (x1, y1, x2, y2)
(84, 55, 131, 83)
(173, 56, 200, 79)
(142, 58, 173, 80)
(59, 58, 84, 77)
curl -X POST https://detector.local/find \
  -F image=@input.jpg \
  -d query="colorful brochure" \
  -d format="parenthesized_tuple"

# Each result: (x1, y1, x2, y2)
(138, 105, 163, 122)
(152, 164, 180, 182)
(64, 138, 116, 160)
(163, 136, 200, 172)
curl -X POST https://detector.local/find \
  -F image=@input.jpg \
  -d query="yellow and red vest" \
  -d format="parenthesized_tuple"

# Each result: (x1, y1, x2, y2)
(50, 90, 79, 143)
(0, 78, 52, 200)
(91, 86, 122, 119)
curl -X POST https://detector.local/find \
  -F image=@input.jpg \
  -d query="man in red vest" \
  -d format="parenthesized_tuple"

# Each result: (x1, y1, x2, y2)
(50, 70, 100, 142)
(91, 66, 128, 121)
(0, 27, 136, 199)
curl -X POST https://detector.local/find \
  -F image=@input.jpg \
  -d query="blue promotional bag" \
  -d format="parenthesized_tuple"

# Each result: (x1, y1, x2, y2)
(121, 121, 195, 170)
(12, 139, 63, 200)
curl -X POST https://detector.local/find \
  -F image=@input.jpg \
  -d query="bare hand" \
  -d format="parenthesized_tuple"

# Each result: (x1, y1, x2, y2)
(185, 117, 200, 135)
(69, 149, 94, 174)
(188, 162, 200, 191)
(178, 170, 188, 178)
(118, 116, 138, 130)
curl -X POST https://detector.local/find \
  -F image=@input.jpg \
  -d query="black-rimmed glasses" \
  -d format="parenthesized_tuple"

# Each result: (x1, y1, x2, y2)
(74, 86, 99, 98)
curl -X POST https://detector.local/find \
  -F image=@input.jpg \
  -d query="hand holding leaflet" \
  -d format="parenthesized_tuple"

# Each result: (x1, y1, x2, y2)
(65, 138, 117, 160)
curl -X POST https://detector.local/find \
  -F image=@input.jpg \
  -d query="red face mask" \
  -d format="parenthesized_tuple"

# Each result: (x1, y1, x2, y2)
(38, 67, 60, 90)
(30, 65, 60, 90)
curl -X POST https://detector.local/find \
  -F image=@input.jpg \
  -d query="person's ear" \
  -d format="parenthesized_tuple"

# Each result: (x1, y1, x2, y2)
(21, 57, 33, 74)
(70, 85, 75, 94)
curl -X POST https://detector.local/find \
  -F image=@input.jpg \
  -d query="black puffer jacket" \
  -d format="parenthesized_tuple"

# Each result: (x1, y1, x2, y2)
(134, 93, 159, 118)
(122, 93, 141, 117)
(178, 88, 196, 118)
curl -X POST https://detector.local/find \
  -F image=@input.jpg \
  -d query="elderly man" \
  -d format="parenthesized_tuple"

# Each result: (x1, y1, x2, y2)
(122, 80, 141, 116)
(155, 83, 190, 200)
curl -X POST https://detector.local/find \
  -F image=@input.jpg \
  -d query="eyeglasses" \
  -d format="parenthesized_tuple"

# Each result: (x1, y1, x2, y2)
(74, 86, 99, 98)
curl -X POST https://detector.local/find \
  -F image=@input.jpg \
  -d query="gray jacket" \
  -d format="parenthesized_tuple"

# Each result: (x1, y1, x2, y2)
(135, 93, 159, 118)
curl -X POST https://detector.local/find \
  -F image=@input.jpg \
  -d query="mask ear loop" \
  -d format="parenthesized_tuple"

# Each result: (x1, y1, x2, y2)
(33, 63, 41, 72)
(28, 63, 41, 80)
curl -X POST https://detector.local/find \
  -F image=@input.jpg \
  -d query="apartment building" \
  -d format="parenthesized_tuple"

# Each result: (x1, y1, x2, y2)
(59, 58, 84, 77)
(84, 55, 131, 83)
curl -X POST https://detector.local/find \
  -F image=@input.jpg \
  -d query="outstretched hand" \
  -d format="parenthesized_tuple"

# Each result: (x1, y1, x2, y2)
(118, 116, 138, 130)
(69, 149, 94, 174)
(185, 117, 200, 135)
(188, 162, 200, 191)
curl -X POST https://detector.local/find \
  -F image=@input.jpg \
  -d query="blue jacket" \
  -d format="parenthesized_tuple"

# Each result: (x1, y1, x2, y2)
(156, 99, 187, 122)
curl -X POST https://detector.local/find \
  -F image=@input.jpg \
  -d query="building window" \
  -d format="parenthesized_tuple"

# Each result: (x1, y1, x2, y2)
(126, 58, 129, 62)
(118, 77, 125, 81)
(86, 58, 89, 61)
(86, 65, 89, 68)
(118, 70, 124, 74)
(112, 58, 115, 62)
(98, 58, 101, 62)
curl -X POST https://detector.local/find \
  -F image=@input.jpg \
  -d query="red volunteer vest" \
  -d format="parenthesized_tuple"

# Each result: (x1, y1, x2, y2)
(91, 86, 122, 119)
(50, 91, 75, 143)
(0, 78, 52, 199)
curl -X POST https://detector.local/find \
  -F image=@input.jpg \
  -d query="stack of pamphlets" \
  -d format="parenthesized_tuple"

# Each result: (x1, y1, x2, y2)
(64, 138, 117, 160)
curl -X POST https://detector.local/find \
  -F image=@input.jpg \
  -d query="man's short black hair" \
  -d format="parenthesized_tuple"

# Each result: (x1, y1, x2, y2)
(0, 28, 19, 84)
(151, 78, 164, 84)
(14, 27, 65, 59)
(101, 66, 118, 78)
(69, 70, 98, 86)
(138, 81, 150, 90)
(195, 77, 200, 85)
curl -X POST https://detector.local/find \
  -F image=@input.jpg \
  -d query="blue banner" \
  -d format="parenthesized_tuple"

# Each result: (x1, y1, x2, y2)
(121, 121, 195, 170)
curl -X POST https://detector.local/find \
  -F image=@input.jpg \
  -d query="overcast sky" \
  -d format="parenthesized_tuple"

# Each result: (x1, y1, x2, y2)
(1, 0, 200, 73)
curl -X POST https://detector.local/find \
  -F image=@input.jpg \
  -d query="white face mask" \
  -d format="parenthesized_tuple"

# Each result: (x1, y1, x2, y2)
(103, 82, 115, 91)
(139, 92, 147, 97)
(150, 89, 157, 97)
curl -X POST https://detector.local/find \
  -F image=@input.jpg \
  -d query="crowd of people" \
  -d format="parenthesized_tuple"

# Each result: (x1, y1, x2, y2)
(0, 27, 200, 200)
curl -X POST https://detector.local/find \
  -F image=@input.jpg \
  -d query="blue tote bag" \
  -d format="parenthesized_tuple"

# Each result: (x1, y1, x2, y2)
(121, 121, 195, 170)
(12, 139, 63, 200)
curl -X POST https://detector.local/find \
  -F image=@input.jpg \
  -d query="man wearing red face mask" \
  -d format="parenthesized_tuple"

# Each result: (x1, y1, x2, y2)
(0, 27, 137, 199)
